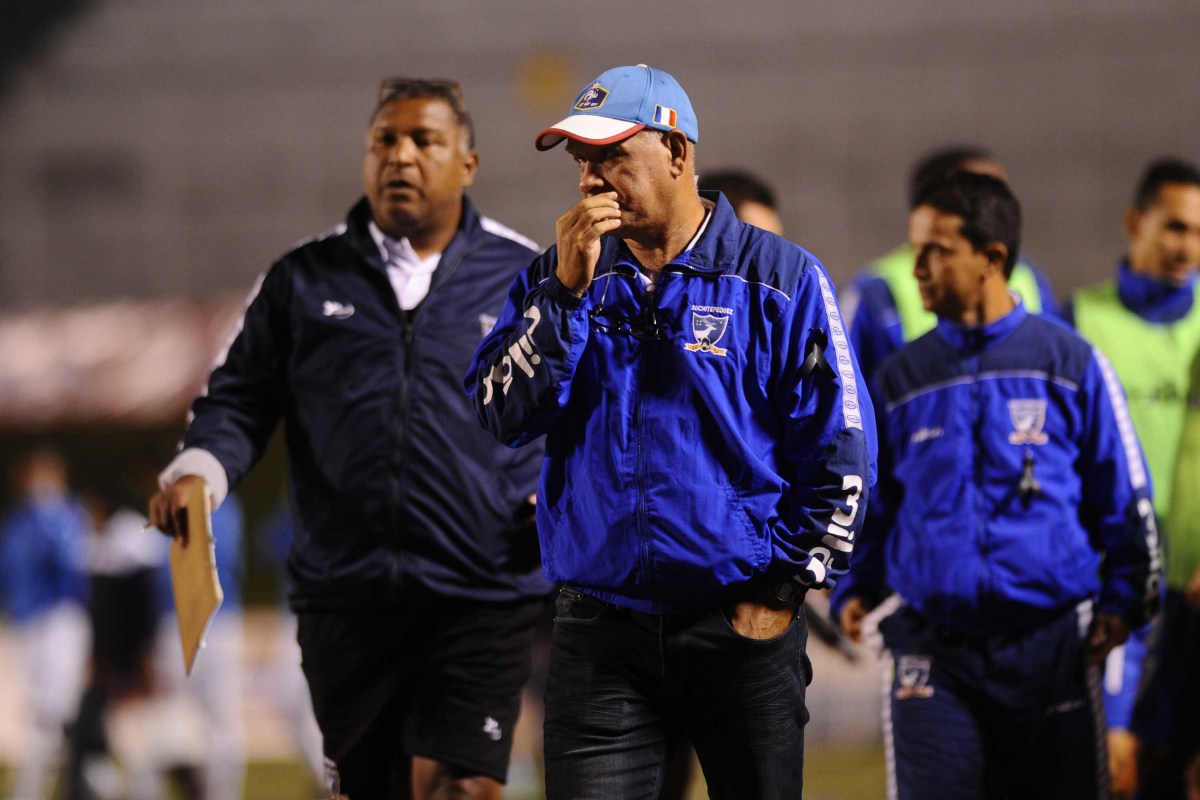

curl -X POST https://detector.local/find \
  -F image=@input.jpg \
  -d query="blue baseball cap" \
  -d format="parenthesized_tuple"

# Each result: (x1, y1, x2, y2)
(535, 64, 698, 151)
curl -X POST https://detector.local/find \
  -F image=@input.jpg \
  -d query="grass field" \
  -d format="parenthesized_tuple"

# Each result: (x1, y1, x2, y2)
(658, 739, 888, 800)
(2, 739, 887, 799)
(0, 610, 889, 799)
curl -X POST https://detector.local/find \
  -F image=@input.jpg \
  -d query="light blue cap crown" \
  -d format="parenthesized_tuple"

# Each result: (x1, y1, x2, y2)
(535, 64, 698, 151)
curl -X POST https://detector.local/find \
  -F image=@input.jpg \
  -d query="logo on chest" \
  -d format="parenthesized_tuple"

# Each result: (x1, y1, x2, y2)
(322, 301, 355, 319)
(684, 306, 733, 357)
(1007, 398, 1049, 445)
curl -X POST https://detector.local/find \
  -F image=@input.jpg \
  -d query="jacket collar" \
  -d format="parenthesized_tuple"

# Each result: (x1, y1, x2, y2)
(598, 190, 746, 275)
(1116, 258, 1197, 324)
(934, 296, 1027, 352)
(344, 195, 484, 284)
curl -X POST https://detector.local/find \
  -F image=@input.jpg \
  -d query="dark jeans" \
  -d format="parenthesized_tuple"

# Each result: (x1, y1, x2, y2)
(543, 587, 811, 800)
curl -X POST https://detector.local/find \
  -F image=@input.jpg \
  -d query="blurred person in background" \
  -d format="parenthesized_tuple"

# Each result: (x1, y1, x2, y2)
(1069, 157, 1200, 800)
(0, 446, 90, 800)
(148, 75, 548, 800)
(832, 172, 1161, 800)
(67, 479, 202, 800)
(1166, 347, 1200, 800)
(697, 169, 784, 235)
(468, 64, 875, 799)
(254, 493, 326, 787)
(841, 145, 1060, 384)
(153, 488, 246, 800)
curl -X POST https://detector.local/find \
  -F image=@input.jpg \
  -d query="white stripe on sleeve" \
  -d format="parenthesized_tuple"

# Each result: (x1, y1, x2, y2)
(1092, 347, 1149, 491)
(814, 267, 864, 431)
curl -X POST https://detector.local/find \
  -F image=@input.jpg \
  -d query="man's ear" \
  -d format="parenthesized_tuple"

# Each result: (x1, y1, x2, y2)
(982, 242, 1010, 276)
(665, 130, 689, 177)
(1123, 206, 1142, 241)
(462, 149, 480, 189)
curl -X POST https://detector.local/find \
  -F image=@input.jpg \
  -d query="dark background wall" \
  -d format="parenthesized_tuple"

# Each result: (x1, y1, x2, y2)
(1, 0, 1198, 310)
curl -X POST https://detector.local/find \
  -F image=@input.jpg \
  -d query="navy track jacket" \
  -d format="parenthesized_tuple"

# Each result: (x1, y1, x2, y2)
(831, 303, 1161, 635)
(465, 192, 877, 613)
(181, 198, 550, 610)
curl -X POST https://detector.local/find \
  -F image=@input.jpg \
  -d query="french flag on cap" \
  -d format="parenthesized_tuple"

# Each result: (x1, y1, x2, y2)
(653, 104, 677, 128)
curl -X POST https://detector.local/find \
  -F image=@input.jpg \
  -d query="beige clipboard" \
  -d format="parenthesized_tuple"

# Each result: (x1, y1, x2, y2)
(168, 476, 224, 676)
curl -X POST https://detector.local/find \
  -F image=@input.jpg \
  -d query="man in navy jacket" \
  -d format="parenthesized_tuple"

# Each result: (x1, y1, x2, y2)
(149, 78, 548, 800)
(832, 172, 1161, 799)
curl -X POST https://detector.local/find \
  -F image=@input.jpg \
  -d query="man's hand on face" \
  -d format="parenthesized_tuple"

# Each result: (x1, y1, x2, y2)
(555, 191, 621, 295)
(147, 475, 206, 542)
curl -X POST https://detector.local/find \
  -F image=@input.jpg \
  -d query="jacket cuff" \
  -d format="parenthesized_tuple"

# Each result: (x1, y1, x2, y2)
(158, 448, 230, 509)
(544, 275, 585, 309)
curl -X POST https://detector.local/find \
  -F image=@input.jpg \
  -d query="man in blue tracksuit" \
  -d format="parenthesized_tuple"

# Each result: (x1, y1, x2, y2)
(148, 78, 548, 800)
(465, 64, 875, 799)
(831, 172, 1161, 799)
(0, 446, 90, 800)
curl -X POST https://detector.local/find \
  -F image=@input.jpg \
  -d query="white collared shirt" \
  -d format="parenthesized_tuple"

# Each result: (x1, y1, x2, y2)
(369, 221, 442, 311)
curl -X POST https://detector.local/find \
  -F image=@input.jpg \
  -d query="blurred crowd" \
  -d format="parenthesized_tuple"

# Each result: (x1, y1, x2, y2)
(0, 446, 323, 800)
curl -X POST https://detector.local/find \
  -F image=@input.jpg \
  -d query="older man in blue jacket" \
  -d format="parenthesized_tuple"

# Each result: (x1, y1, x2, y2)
(466, 64, 875, 800)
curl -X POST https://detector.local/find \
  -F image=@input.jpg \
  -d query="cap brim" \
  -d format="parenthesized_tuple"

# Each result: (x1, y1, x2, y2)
(535, 115, 646, 151)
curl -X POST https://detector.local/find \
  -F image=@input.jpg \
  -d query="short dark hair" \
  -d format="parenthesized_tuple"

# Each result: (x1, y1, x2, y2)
(913, 172, 1022, 278)
(698, 169, 777, 211)
(1133, 157, 1200, 211)
(372, 77, 476, 150)
(908, 146, 995, 208)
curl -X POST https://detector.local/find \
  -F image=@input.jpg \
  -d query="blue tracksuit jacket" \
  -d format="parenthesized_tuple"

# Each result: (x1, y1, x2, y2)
(465, 192, 877, 613)
(0, 495, 89, 623)
(831, 303, 1160, 635)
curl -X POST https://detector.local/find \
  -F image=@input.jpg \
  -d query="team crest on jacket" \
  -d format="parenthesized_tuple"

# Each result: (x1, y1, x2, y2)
(685, 306, 732, 356)
(574, 83, 609, 110)
(1007, 398, 1049, 445)
(895, 655, 935, 700)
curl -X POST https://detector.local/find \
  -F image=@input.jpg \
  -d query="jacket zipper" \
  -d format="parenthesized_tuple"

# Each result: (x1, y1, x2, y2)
(634, 268, 671, 595)
(382, 267, 407, 590)
(389, 243, 481, 549)
(970, 344, 991, 610)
